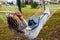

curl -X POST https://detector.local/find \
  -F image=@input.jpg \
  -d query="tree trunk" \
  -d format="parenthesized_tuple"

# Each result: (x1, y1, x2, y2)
(17, 0, 22, 13)
(43, 0, 45, 10)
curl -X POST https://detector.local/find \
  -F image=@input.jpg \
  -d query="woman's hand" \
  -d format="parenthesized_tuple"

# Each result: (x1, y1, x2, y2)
(15, 10, 23, 20)
(13, 15, 22, 25)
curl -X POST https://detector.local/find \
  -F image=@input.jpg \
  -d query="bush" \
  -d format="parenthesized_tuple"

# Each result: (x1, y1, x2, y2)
(31, 2, 38, 8)
(21, 2, 26, 7)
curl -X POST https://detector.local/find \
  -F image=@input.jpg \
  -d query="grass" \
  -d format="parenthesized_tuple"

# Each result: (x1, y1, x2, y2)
(0, 5, 40, 19)
(34, 9, 60, 40)
(46, 4, 60, 8)
(0, 5, 60, 40)
(0, 9, 60, 40)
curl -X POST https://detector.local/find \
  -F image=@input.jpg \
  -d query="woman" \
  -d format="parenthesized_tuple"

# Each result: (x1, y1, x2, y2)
(6, 10, 31, 33)
(6, 8, 50, 39)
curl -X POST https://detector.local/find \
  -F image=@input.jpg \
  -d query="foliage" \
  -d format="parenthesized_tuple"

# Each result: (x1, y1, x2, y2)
(31, 2, 39, 8)
(21, 2, 26, 7)
(59, 0, 60, 3)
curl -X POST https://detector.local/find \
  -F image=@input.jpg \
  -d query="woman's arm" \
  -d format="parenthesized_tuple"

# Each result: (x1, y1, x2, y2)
(14, 10, 23, 20)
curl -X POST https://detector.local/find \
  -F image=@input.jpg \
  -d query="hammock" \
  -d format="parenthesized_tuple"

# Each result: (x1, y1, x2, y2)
(6, 7, 50, 39)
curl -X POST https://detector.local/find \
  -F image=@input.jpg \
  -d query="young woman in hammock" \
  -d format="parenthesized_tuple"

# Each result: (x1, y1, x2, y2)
(6, 8, 50, 39)
(6, 10, 31, 33)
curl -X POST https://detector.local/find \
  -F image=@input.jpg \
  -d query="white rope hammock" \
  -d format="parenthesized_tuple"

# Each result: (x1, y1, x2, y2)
(6, 7, 51, 40)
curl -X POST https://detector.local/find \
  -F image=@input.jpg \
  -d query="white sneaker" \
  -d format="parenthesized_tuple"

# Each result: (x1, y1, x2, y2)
(26, 26, 31, 30)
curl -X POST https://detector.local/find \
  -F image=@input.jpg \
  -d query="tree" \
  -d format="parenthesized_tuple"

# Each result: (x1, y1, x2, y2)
(43, 0, 45, 10)
(16, 0, 22, 13)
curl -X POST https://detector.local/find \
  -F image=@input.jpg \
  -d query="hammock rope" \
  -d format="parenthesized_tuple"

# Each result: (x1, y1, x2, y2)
(6, 7, 50, 39)
(5, 6, 59, 40)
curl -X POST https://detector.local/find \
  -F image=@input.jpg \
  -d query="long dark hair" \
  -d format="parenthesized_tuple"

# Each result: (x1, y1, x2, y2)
(7, 16, 19, 30)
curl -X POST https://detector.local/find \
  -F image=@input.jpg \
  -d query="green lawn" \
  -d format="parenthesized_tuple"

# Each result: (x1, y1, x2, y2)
(46, 4, 60, 8)
(0, 4, 60, 40)
(0, 9, 60, 40)
(0, 6, 37, 19)
(35, 9, 60, 40)
(0, 5, 44, 19)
